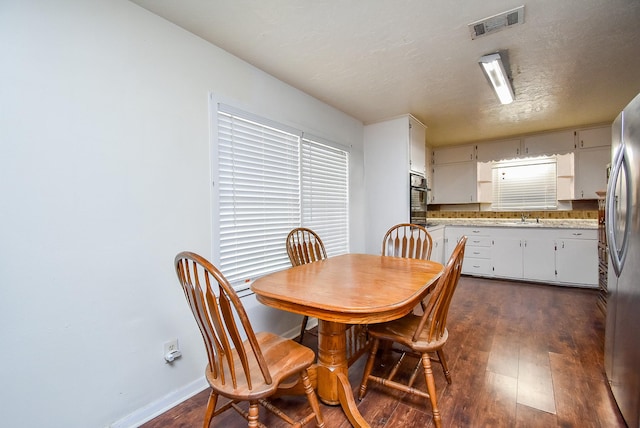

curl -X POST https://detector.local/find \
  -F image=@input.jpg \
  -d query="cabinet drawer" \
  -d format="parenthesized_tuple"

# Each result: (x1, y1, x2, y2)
(555, 229, 597, 240)
(463, 258, 493, 275)
(466, 246, 491, 259)
(467, 237, 492, 247)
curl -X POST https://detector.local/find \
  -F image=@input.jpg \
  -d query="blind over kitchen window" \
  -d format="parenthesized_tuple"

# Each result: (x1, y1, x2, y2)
(492, 156, 557, 210)
(216, 104, 349, 289)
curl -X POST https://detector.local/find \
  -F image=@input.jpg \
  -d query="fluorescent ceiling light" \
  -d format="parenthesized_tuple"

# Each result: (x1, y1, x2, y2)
(479, 53, 514, 105)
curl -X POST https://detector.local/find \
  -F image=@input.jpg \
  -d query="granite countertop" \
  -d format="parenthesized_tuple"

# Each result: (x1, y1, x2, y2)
(426, 218, 598, 229)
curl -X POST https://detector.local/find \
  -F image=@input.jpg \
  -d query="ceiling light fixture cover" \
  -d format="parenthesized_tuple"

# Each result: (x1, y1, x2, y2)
(479, 52, 514, 105)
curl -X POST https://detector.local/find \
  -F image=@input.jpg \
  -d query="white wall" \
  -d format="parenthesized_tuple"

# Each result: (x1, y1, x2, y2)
(0, 1, 365, 427)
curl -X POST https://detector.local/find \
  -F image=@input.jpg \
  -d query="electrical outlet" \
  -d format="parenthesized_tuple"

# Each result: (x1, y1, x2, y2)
(164, 339, 179, 355)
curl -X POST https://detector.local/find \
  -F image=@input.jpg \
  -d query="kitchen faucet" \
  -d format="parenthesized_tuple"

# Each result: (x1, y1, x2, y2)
(521, 213, 529, 223)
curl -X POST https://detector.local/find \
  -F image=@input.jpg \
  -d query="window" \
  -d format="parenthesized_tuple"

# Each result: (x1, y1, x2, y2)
(301, 136, 349, 257)
(492, 156, 557, 210)
(216, 104, 349, 289)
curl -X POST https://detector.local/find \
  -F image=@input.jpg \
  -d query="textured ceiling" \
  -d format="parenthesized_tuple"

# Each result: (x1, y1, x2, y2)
(130, 0, 640, 146)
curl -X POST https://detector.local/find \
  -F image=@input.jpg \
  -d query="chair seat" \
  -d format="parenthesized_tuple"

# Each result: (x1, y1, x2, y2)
(368, 314, 448, 352)
(205, 331, 316, 401)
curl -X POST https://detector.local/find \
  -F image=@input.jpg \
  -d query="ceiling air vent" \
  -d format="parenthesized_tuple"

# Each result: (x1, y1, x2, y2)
(469, 6, 525, 40)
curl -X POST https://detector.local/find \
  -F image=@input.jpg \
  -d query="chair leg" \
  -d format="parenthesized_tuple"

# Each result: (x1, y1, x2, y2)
(301, 368, 325, 427)
(358, 338, 380, 400)
(421, 353, 442, 428)
(248, 401, 260, 428)
(436, 349, 452, 384)
(298, 316, 309, 343)
(203, 390, 217, 428)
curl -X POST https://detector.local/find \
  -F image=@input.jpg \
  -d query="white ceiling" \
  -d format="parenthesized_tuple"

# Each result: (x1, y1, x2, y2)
(130, 0, 640, 146)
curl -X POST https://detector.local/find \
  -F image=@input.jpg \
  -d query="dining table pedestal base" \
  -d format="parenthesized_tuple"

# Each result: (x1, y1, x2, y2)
(317, 320, 370, 428)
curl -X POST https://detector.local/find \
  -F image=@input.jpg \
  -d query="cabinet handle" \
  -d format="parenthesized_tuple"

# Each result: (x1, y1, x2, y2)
(573, 232, 582, 236)
(472, 230, 481, 233)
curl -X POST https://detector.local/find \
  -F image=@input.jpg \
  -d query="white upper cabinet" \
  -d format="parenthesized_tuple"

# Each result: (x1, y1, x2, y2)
(575, 147, 610, 198)
(409, 116, 427, 175)
(574, 125, 611, 199)
(429, 124, 610, 205)
(576, 125, 611, 149)
(476, 138, 521, 162)
(522, 130, 575, 156)
(432, 162, 477, 204)
(432, 144, 477, 203)
(432, 144, 475, 164)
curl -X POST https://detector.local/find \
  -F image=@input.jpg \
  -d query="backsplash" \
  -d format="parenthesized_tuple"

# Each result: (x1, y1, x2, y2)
(427, 210, 598, 220)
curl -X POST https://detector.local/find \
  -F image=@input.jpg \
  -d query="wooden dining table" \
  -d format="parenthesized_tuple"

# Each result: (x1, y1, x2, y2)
(251, 253, 444, 427)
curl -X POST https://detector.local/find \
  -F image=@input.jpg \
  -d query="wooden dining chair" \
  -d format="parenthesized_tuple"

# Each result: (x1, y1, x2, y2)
(174, 251, 325, 428)
(286, 228, 328, 343)
(382, 223, 433, 260)
(358, 236, 467, 428)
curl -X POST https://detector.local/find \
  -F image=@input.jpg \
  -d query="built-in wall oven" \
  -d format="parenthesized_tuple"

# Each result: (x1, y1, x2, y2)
(410, 173, 429, 225)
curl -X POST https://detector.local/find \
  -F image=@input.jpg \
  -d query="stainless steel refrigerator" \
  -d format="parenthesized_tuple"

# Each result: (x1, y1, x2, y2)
(605, 92, 640, 428)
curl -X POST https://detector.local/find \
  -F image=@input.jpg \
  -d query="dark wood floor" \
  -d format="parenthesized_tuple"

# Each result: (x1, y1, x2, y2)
(142, 276, 625, 427)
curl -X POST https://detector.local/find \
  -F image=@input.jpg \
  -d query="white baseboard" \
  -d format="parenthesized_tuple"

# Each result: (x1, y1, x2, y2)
(110, 377, 208, 428)
(283, 318, 318, 339)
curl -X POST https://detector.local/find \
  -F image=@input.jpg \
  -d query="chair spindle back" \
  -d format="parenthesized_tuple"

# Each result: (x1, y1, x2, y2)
(174, 251, 271, 390)
(412, 236, 467, 343)
(286, 228, 328, 266)
(382, 223, 433, 260)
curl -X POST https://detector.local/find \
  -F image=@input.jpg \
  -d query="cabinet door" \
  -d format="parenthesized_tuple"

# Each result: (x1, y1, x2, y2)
(409, 117, 427, 175)
(556, 239, 598, 286)
(432, 163, 476, 203)
(576, 126, 610, 149)
(492, 237, 523, 279)
(427, 226, 445, 264)
(431, 236, 445, 264)
(523, 130, 574, 156)
(476, 138, 522, 162)
(523, 238, 556, 282)
(433, 145, 475, 164)
(444, 227, 468, 261)
(575, 146, 610, 199)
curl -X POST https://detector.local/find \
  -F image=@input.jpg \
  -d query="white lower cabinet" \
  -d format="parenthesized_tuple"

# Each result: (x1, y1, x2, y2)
(492, 237, 523, 278)
(444, 227, 487, 273)
(427, 225, 445, 265)
(443, 225, 598, 287)
(522, 236, 557, 283)
(555, 232, 599, 285)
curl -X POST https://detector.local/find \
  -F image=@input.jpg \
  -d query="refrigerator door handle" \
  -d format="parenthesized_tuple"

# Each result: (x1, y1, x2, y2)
(606, 143, 632, 277)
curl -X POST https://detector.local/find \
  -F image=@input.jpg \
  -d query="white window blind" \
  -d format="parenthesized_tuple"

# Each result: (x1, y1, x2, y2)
(216, 106, 349, 289)
(302, 136, 349, 257)
(492, 156, 558, 210)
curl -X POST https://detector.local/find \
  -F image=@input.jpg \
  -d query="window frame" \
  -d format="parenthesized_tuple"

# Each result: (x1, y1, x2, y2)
(210, 98, 350, 291)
